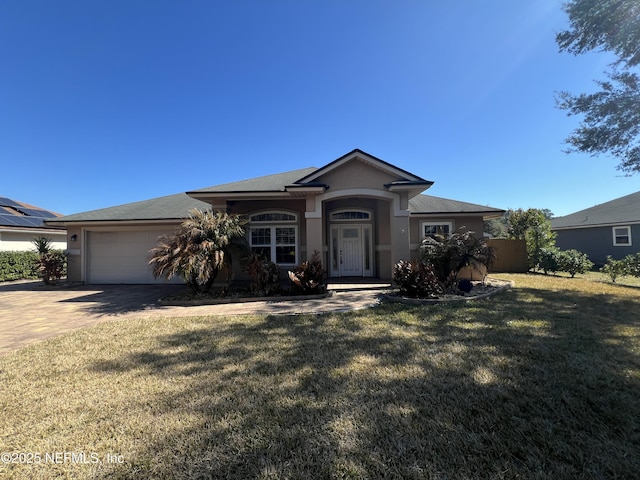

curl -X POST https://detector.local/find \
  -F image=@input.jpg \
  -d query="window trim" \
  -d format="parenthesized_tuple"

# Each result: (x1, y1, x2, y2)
(421, 221, 454, 239)
(612, 225, 632, 246)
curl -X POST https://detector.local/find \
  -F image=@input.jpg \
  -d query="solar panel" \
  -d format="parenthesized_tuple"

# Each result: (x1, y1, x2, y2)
(15, 207, 57, 218)
(0, 197, 21, 208)
(0, 213, 48, 228)
(0, 214, 20, 226)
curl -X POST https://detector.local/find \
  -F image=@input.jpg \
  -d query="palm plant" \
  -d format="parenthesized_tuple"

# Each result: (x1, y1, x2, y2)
(149, 209, 248, 293)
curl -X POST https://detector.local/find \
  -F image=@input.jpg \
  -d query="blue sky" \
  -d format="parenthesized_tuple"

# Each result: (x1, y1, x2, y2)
(1, 1, 637, 217)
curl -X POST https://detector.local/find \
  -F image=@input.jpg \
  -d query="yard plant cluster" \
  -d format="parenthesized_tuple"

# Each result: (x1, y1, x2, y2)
(487, 208, 596, 277)
(149, 209, 326, 297)
(0, 237, 66, 284)
(393, 229, 495, 298)
(1, 274, 638, 479)
(601, 252, 640, 282)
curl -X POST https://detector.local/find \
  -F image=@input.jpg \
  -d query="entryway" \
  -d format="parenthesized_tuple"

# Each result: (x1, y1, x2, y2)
(329, 223, 374, 277)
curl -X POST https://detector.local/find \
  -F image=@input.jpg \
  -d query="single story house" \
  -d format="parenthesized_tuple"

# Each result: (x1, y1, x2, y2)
(47, 149, 504, 284)
(551, 190, 640, 266)
(0, 197, 66, 251)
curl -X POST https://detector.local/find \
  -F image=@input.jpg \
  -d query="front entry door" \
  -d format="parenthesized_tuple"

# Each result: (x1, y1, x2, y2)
(340, 225, 363, 276)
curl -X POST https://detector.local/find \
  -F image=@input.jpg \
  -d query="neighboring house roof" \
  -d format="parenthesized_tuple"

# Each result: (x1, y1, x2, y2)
(551, 191, 640, 230)
(46, 193, 210, 225)
(0, 196, 64, 230)
(409, 194, 505, 216)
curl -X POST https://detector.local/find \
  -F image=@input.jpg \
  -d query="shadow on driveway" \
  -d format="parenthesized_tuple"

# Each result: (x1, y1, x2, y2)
(0, 281, 187, 355)
(57, 284, 186, 316)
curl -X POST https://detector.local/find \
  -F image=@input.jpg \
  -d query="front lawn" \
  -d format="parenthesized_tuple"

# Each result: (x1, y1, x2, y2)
(1, 274, 639, 479)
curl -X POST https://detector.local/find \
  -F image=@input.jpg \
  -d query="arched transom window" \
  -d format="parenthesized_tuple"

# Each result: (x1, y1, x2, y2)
(249, 211, 298, 265)
(330, 210, 371, 221)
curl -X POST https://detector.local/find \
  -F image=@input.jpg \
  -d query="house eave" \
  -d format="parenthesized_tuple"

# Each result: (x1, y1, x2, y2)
(411, 210, 505, 218)
(187, 191, 293, 201)
(45, 219, 185, 227)
(0, 226, 67, 234)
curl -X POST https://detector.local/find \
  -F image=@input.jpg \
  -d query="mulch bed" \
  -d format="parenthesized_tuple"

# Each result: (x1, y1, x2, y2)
(381, 278, 513, 305)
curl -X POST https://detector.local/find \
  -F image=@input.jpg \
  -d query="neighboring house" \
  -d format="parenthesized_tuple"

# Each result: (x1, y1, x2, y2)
(551, 191, 640, 266)
(0, 197, 66, 251)
(46, 149, 504, 284)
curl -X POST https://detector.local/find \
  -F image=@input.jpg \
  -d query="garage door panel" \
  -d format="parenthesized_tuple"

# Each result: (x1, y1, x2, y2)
(87, 230, 184, 284)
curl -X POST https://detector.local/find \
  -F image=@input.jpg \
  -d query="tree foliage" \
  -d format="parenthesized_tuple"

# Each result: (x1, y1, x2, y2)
(505, 209, 556, 270)
(557, 0, 640, 173)
(149, 210, 248, 293)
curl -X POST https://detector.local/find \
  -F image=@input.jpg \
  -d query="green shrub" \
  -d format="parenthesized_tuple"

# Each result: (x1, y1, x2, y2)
(243, 252, 281, 296)
(601, 256, 629, 283)
(31, 237, 67, 285)
(288, 250, 326, 294)
(538, 247, 560, 275)
(557, 249, 594, 278)
(393, 260, 444, 298)
(624, 252, 640, 277)
(0, 251, 40, 281)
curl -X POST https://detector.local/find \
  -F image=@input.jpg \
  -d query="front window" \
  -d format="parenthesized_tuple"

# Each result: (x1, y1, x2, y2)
(422, 221, 453, 239)
(613, 226, 632, 246)
(249, 211, 298, 265)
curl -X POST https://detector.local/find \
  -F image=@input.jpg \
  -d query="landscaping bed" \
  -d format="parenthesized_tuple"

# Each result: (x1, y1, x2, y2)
(382, 277, 513, 304)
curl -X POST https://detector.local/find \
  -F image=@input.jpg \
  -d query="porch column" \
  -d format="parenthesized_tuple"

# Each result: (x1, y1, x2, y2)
(390, 192, 411, 269)
(305, 195, 323, 262)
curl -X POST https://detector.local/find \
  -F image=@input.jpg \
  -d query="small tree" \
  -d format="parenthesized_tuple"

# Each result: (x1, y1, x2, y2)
(558, 249, 593, 278)
(538, 247, 560, 275)
(506, 208, 556, 271)
(557, 249, 594, 278)
(601, 256, 629, 283)
(149, 210, 248, 293)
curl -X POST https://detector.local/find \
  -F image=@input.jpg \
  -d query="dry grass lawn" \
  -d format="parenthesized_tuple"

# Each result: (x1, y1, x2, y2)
(1, 273, 639, 479)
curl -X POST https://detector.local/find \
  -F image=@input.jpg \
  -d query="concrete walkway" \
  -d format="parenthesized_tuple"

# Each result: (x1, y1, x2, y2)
(0, 280, 389, 356)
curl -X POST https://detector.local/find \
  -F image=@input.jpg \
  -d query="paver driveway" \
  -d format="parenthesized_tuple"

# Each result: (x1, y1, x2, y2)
(0, 280, 385, 355)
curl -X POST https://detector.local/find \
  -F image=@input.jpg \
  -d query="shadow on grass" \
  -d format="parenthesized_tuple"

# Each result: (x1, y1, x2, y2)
(89, 285, 640, 479)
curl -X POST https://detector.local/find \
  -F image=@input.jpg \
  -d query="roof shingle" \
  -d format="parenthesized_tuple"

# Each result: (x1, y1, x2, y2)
(551, 191, 640, 229)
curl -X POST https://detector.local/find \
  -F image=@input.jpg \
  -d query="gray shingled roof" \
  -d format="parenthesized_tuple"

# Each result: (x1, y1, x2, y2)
(409, 194, 504, 215)
(551, 191, 640, 229)
(189, 167, 318, 193)
(46, 193, 210, 224)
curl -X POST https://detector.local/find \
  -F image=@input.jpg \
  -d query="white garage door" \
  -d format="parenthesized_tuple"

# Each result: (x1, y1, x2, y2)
(86, 230, 183, 284)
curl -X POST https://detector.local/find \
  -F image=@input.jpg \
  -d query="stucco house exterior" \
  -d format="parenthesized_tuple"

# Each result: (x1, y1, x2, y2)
(552, 191, 640, 266)
(0, 197, 66, 251)
(47, 149, 504, 284)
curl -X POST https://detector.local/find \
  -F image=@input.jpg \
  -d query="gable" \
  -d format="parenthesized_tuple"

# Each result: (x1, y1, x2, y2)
(295, 149, 432, 190)
(311, 157, 408, 192)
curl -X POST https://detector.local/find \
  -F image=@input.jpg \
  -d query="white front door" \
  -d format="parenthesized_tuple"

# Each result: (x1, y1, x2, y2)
(340, 225, 363, 276)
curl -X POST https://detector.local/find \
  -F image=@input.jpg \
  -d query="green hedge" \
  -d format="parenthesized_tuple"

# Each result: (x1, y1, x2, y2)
(0, 251, 41, 281)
